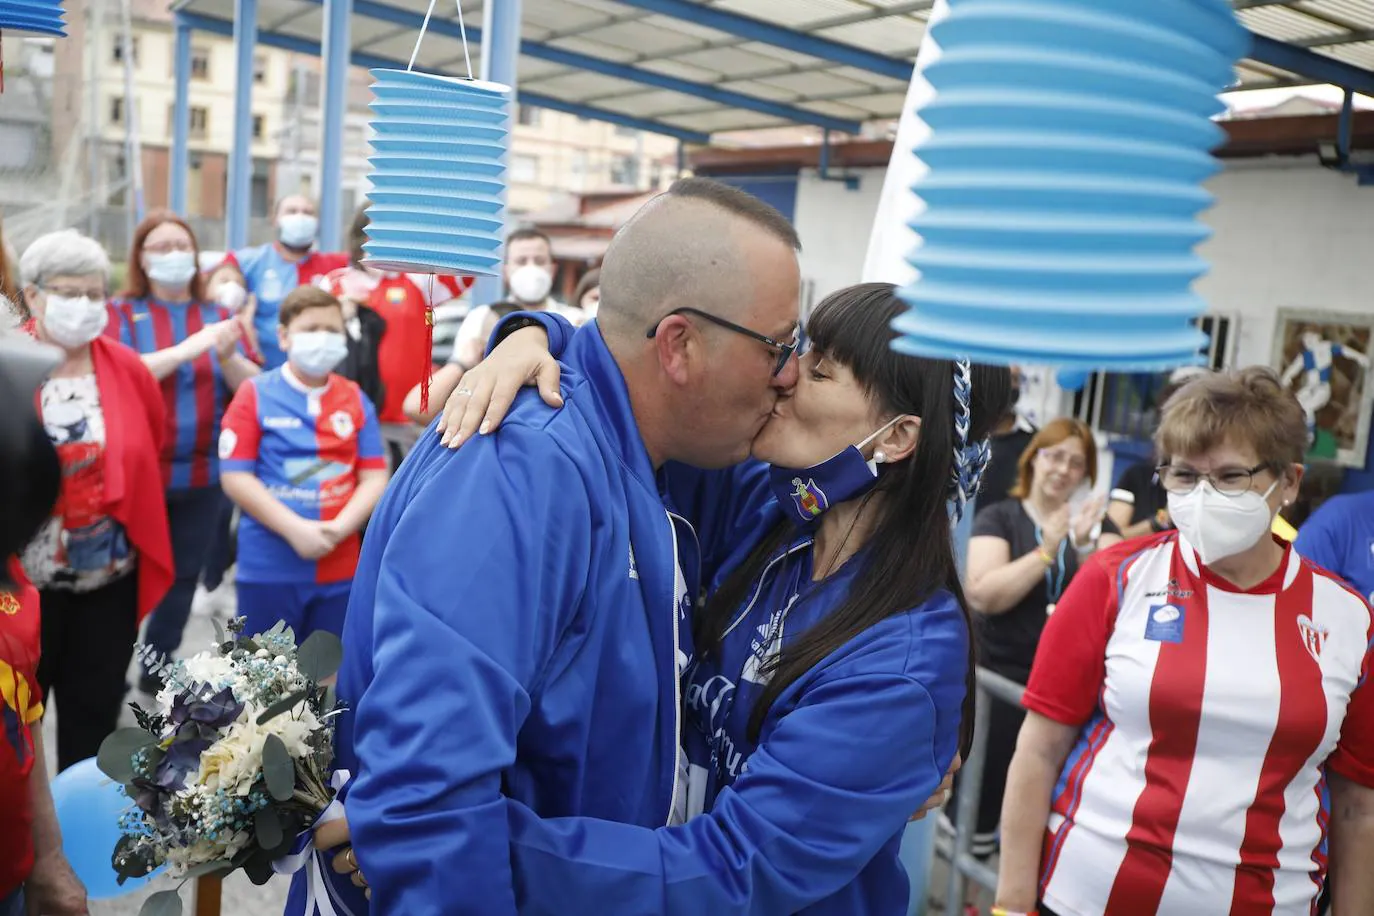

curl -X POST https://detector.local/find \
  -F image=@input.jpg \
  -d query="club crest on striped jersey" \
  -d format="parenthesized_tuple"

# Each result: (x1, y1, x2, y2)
(788, 477, 829, 518)
(1297, 614, 1329, 662)
(329, 410, 355, 440)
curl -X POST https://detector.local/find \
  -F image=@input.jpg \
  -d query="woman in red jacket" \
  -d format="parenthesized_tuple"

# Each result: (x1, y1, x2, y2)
(16, 229, 174, 772)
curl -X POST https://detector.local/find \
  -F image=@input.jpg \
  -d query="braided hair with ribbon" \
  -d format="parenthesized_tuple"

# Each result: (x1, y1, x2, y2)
(950, 358, 993, 522)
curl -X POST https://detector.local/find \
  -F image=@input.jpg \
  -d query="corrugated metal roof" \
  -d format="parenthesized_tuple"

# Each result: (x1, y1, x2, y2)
(173, 0, 1374, 141)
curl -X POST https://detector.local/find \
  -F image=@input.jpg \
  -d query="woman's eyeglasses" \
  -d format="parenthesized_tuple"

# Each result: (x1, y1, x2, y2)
(1156, 464, 1271, 496)
(1036, 449, 1087, 474)
(647, 307, 798, 377)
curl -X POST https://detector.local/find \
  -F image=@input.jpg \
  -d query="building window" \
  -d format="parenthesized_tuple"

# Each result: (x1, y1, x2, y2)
(110, 154, 129, 206)
(112, 36, 139, 65)
(250, 157, 271, 218)
(517, 104, 541, 127)
(610, 154, 639, 186)
(191, 47, 211, 81)
(254, 54, 268, 84)
(189, 106, 209, 139)
(109, 96, 124, 125)
(252, 115, 264, 140)
(510, 154, 539, 184)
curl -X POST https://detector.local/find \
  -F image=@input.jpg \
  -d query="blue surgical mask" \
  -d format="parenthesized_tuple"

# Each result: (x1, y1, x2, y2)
(278, 214, 319, 249)
(288, 330, 348, 377)
(767, 417, 903, 525)
(145, 250, 198, 288)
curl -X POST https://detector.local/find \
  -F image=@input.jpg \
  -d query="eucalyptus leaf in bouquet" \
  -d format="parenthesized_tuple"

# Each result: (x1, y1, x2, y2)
(99, 618, 344, 916)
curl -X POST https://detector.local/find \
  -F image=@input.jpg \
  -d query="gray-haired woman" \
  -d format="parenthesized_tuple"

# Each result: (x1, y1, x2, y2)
(16, 229, 174, 772)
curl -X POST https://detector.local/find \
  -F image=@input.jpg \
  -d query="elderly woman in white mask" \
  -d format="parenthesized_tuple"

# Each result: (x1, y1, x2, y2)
(16, 229, 173, 772)
(995, 367, 1374, 916)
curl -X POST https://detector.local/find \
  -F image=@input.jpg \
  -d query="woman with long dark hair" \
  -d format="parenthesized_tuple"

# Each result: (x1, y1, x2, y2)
(320, 282, 1010, 914)
(106, 211, 258, 691)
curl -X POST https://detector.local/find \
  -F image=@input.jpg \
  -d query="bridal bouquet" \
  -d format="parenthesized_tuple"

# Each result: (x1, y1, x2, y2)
(98, 618, 343, 916)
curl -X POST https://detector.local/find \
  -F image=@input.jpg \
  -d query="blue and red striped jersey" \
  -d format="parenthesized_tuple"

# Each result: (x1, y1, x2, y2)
(108, 297, 232, 491)
(219, 366, 385, 584)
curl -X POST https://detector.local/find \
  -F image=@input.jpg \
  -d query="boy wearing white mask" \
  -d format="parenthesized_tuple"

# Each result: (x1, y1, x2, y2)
(227, 195, 349, 371)
(219, 287, 388, 641)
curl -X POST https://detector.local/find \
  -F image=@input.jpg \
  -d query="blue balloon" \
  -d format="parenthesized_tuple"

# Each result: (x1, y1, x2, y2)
(50, 757, 162, 899)
(1057, 368, 1091, 392)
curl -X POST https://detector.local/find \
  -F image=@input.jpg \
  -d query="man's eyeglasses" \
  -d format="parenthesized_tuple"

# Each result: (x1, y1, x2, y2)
(646, 307, 798, 377)
(1156, 463, 1272, 497)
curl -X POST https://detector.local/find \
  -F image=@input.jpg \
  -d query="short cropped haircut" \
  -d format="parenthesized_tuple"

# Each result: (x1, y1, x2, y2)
(1156, 366, 1308, 469)
(665, 177, 801, 251)
(278, 285, 342, 327)
(506, 227, 552, 252)
(1009, 417, 1099, 499)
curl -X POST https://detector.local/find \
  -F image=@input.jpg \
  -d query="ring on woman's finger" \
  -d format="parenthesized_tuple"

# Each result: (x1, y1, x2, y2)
(352, 869, 369, 889)
(344, 847, 358, 871)
(455, 387, 474, 397)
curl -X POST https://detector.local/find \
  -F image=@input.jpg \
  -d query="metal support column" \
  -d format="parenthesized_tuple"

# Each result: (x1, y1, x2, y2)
(470, 0, 522, 306)
(170, 16, 192, 215)
(676, 140, 686, 177)
(318, 0, 353, 251)
(226, 0, 258, 250)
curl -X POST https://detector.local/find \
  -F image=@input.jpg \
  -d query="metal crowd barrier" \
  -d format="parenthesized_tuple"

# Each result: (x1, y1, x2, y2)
(943, 666, 1027, 916)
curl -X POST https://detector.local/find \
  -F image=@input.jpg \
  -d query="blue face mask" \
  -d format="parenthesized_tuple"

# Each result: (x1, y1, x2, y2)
(767, 417, 903, 525)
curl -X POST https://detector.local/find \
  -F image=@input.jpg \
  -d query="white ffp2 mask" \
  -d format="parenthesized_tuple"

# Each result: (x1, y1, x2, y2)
(1168, 479, 1279, 566)
(508, 264, 553, 304)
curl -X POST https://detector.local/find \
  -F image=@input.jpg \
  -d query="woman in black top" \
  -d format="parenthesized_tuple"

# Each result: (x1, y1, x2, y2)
(949, 417, 1121, 860)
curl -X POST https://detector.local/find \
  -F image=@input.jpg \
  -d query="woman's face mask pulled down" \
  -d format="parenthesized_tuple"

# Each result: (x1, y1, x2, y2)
(755, 348, 916, 525)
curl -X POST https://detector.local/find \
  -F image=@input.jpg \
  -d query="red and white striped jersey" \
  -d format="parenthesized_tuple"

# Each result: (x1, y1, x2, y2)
(1024, 532, 1374, 916)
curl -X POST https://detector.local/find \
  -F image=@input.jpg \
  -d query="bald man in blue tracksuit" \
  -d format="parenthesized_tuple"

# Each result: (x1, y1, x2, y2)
(295, 180, 813, 916)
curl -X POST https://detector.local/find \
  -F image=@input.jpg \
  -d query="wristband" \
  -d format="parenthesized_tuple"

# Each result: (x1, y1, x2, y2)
(990, 908, 1039, 916)
(1036, 547, 1055, 566)
(493, 315, 544, 346)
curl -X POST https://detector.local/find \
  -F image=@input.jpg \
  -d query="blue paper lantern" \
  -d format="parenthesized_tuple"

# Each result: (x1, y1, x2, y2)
(892, 0, 1247, 371)
(0, 0, 65, 35)
(363, 69, 510, 276)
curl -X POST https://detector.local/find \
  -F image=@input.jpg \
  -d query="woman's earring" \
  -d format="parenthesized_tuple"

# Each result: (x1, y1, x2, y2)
(873, 451, 888, 465)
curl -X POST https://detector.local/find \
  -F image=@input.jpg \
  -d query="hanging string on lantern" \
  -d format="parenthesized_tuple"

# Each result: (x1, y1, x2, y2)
(891, 0, 1248, 374)
(365, 0, 509, 412)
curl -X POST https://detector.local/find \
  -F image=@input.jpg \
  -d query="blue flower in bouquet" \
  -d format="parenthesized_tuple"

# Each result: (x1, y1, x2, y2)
(154, 730, 214, 793)
(168, 686, 244, 730)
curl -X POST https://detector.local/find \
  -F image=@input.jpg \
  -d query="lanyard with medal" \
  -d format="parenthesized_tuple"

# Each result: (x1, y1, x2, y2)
(1036, 526, 1067, 616)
